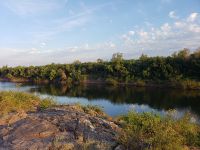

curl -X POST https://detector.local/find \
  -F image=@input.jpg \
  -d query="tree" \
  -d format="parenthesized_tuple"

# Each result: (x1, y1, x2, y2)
(172, 48, 190, 59)
(111, 53, 123, 63)
(140, 54, 148, 60)
(58, 69, 67, 81)
(97, 58, 103, 63)
(73, 60, 81, 65)
(49, 70, 57, 81)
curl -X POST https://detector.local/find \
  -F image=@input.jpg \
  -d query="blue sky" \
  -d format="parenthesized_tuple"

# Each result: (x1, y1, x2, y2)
(0, 0, 200, 66)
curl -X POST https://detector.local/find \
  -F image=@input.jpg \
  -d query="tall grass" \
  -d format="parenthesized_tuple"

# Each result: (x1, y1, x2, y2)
(0, 91, 55, 115)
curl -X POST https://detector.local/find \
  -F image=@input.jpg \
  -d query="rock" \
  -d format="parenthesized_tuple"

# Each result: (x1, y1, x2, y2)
(0, 105, 121, 150)
(0, 111, 27, 125)
(114, 145, 125, 150)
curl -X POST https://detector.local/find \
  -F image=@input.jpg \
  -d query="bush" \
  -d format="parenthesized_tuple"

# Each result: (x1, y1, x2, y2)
(118, 111, 200, 150)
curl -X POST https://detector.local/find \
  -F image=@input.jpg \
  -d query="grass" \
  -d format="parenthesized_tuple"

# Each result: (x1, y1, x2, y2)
(0, 91, 55, 115)
(117, 111, 200, 150)
(82, 105, 104, 114)
(74, 103, 105, 117)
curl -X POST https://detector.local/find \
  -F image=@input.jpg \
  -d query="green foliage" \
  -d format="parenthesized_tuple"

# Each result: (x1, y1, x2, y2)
(39, 98, 56, 110)
(0, 91, 55, 115)
(0, 48, 200, 88)
(5, 73, 13, 79)
(118, 111, 200, 150)
(49, 69, 57, 81)
(111, 53, 123, 63)
(76, 104, 105, 116)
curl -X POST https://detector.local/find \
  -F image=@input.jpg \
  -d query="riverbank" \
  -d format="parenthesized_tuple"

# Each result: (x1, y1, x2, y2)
(1, 77, 200, 90)
(0, 91, 200, 149)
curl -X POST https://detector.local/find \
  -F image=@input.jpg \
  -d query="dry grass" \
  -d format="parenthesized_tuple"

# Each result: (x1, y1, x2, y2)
(0, 91, 55, 115)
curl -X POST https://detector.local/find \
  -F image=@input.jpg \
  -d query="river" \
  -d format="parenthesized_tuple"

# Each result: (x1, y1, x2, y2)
(0, 81, 200, 122)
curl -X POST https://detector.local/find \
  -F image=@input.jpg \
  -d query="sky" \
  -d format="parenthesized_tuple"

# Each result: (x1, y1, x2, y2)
(0, 0, 200, 66)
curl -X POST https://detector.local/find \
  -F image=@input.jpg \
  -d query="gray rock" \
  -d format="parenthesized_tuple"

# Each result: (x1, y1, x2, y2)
(0, 105, 121, 150)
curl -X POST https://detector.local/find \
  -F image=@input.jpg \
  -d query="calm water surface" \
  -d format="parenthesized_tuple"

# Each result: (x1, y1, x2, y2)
(0, 82, 200, 122)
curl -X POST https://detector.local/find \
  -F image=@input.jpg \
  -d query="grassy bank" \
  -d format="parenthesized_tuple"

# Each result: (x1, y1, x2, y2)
(0, 91, 55, 115)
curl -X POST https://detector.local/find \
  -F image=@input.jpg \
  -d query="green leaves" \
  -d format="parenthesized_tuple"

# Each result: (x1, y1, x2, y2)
(118, 111, 200, 149)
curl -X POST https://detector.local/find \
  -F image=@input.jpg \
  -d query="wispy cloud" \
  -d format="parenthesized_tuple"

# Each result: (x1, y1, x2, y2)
(187, 12, 199, 22)
(28, 1, 113, 41)
(0, 40, 117, 66)
(4, 0, 68, 16)
(169, 11, 179, 19)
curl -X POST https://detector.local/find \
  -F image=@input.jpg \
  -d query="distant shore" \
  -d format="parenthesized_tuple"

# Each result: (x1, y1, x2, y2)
(1, 77, 200, 90)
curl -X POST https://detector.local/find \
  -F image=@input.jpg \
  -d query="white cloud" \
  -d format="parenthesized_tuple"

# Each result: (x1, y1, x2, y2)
(161, 23, 171, 32)
(29, 48, 40, 54)
(41, 42, 46, 46)
(138, 31, 149, 40)
(128, 31, 135, 36)
(188, 24, 200, 33)
(1, 10, 200, 66)
(39, 42, 47, 48)
(169, 11, 178, 19)
(187, 13, 198, 22)
(174, 21, 186, 28)
(120, 13, 200, 57)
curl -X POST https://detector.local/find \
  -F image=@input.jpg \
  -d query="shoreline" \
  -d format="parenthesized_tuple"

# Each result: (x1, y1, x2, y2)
(1, 77, 200, 90)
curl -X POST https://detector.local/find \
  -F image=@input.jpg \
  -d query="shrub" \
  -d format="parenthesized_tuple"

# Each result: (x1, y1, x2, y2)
(118, 111, 200, 150)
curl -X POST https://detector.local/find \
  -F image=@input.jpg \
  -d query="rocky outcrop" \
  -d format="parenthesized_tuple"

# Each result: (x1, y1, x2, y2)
(0, 105, 122, 150)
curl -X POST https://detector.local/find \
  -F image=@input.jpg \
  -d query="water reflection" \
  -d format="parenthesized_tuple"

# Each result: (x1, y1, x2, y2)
(28, 84, 200, 117)
(0, 82, 200, 120)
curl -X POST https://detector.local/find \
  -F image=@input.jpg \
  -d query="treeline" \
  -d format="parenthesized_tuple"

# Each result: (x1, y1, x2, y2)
(0, 48, 200, 88)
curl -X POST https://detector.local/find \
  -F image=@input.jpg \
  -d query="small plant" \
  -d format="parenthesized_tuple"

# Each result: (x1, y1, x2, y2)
(81, 104, 105, 116)
(39, 98, 56, 110)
